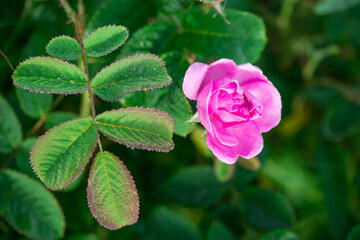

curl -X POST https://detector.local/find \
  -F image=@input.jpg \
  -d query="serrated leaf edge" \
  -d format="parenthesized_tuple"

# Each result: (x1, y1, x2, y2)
(46, 35, 82, 60)
(84, 25, 129, 57)
(30, 116, 99, 190)
(91, 53, 172, 102)
(12, 56, 87, 95)
(0, 169, 65, 239)
(95, 107, 175, 152)
(86, 151, 139, 230)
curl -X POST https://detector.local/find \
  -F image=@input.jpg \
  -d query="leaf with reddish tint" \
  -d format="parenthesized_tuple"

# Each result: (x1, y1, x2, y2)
(31, 117, 98, 190)
(87, 151, 139, 230)
(96, 107, 174, 152)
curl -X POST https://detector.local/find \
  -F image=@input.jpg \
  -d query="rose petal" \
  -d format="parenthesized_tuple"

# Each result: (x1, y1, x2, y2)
(235, 63, 266, 85)
(229, 122, 264, 159)
(211, 117, 239, 146)
(242, 80, 281, 132)
(206, 59, 238, 82)
(197, 81, 213, 135)
(183, 62, 208, 100)
(207, 132, 238, 164)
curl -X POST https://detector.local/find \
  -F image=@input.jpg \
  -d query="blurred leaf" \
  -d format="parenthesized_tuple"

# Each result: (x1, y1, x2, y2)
(87, 151, 139, 230)
(16, 88, 53, 119)
(86, 0, 156, 34)
(200, 0, 224, 2)
(214, 160, 235, 182)
(149, 206, 201, 240)
(0, 172, 11, 213)
(46, 36, 81, 60)
(91, 54, 171, 101)
(119, 22, 177, 58)
(190, 126, 212, 158)
(166, 165, 224, 207)
(31, 117, 98, 190)
(348, 225, 360, 240)
(322, 100, 360, 141)
(84, 25, 129, 57)
(67, 234, 100, 240)
(155, 0, 194, 15)
(96, 108, 174, 152)
(315, 0, 360, 15)
(0, 94, 22, 153)
(15, 138, 37, 179)
(304, 86, 340, 108)
(59, 171, 84, 193)
(13, 57, 88, 94)
(317, 140, 348, 240)
(174, 7, 266, 64)
(1, 170, 64, 240)
(206, 221, 235, 240)
(261, 229, 300, 240)
(240, 188, 296, 230)
(44, 111, 79, 130)
(237, 156, 261, 171)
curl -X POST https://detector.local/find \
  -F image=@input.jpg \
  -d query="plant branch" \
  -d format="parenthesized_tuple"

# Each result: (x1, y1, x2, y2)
(0, 50, 14, 71)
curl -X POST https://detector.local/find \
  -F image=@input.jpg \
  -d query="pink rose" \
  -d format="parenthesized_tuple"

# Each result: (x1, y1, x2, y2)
(183, 59, 281, 164)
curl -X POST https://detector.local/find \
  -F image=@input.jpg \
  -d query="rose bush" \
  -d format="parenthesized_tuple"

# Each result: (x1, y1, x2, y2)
(183, 59, 281, 164)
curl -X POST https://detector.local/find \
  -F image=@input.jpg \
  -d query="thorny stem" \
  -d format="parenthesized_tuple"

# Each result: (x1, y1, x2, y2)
(60, 0, 103, 151)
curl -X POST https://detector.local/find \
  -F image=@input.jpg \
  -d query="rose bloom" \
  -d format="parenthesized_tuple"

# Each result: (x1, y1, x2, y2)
(183, 59, 281, 164)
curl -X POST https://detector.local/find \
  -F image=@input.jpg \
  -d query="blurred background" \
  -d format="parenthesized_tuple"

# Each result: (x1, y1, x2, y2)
(1, 0, 360, 239)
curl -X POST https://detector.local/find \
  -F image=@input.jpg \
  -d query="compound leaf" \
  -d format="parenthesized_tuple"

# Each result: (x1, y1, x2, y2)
(91, 54, 171, 101)
(12, 57, 88, 94)
(96, 107, 174, 152)
(84, 25, 129, 57)
(87, 151, 139, 230)
(16, 88, 53, 119)
(46, 36, 81, 60)
(1, 170, 64, 240)
(0, 95, 22, 153)
(31, 117, 98, 190)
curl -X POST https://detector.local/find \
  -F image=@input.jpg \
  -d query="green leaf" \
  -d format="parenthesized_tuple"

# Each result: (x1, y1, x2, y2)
(199, 0, 224, 2)
(119, 22, 177, 57)
(0, 95, 22, 153)
(84, 25, 128, 57)
(261, 229, 300, 240)
(348, 225, 360, 240)
(16, 88, 53, 119)
(67, 234, 100, 240)
(15, 138, 37, 179)
(214, 160, 235, 182)
(31, 117, 98, 190)
(0, 172, 11, 213)
(315, 0, 360, 15)
(44, 111, 78, 130)
(166, 166, 224, 207)
(240, 188, 295, 230)
(175, 8, 266, 64)
(87, 151, 139, 230)
(155, 0, 194, 15)
(206, 221, 234, 240)
(12, 57, 88, 94)
(96, 107, 174, 152)
(91, 54, 171, 101)
(1, 170, 64, 240)
(46, 36, 81, 60)
(149, 206, 201, 240)
(322, 100, 360, 141)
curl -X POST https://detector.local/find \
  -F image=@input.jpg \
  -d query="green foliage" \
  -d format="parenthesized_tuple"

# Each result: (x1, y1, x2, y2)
(0, 95, 22, 153)
(155, 0, 194, 15)
(176, 8, 266, 64)
(261, 229, 300, 240)
(91, 54, 171, 101)
(30, 117, 98, 190)
(87, 151, 139, 230)
(348, 225, 360, 240)
(149, 206, 201, 240)
(214, 160, 235, 182)
(15, 138, 37, 178)
(0, 170, 64, 240)
(12, 57, 88, 94)
(44, 111, 78, 130)
(206, 221, 235, 240)
(165, 166, 224, 207)
(46, 36, 82, 60)
(315, 0, 360, 15)
(16, 88, 53, 119)
(84, 25, 129, 57)
(240, 188, 296, 230)
(96, 108, 174, 151)
(0, 172, 11, 213)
